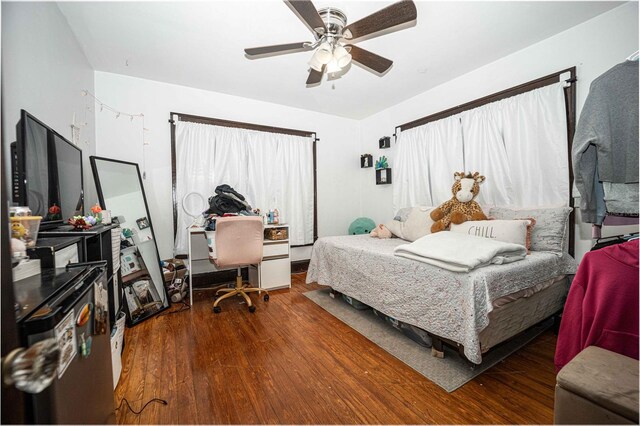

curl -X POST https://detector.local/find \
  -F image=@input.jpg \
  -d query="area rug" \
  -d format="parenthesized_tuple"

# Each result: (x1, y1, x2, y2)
(304, 288, 552, 392)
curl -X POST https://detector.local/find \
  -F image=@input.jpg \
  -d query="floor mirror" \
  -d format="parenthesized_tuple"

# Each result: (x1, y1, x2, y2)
(90, 156, 169, 325)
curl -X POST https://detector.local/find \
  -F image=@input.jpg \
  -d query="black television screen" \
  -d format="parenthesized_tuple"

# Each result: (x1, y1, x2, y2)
(14, 110, 84, 227)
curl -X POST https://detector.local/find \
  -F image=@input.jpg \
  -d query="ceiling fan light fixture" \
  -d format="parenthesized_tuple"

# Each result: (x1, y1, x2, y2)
(326, 57, 341, 74)
(308, 54, 324, 72)
(337, 53, 352, 68)
(315, 42, 333, 64)
(333, 45, 351, 68)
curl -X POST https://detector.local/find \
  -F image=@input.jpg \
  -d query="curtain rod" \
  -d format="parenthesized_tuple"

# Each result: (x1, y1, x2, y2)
(169, 112, 318, 141)
(395, 67, 577, 135)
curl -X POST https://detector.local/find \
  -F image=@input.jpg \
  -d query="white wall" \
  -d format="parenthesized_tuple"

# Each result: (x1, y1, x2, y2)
(357, 2, 638, 261)
(1, 2, 97, 206)
(94, 72, 361, 259)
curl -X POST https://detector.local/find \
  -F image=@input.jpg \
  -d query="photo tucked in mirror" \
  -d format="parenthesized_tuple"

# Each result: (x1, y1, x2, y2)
(90, 156, 169, 325)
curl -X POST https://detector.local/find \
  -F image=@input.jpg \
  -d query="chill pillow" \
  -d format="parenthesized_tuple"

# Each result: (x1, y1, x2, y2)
(450, 219, 535, 251)
(385, 206, 435, 242)
(488, 206, 572, 253)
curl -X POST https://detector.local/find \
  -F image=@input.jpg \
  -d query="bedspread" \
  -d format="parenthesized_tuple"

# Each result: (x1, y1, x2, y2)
(306, 235, 577, 363)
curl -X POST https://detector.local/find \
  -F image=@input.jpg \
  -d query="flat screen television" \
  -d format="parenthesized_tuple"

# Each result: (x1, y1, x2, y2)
(12, 110, 84, 229)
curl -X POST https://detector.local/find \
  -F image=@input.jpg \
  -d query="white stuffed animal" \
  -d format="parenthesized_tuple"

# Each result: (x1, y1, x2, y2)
(369, 224, 392, 239)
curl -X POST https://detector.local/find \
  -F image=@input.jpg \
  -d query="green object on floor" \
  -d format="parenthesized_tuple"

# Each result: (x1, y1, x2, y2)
(348, 217, 376, 235)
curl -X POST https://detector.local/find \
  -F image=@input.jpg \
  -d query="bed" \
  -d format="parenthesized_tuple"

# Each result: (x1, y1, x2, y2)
(305, 70, 579, 364)
(306, 233, 577, 364)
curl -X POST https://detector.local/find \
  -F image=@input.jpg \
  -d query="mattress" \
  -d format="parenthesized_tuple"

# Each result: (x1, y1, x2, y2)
(307, 234, 577, 364)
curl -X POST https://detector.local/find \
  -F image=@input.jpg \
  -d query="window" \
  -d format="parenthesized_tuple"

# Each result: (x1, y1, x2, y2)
(171, 114, 316, 254)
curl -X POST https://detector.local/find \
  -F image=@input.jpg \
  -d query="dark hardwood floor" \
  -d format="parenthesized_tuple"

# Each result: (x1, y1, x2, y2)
(114, 272, 558, 424)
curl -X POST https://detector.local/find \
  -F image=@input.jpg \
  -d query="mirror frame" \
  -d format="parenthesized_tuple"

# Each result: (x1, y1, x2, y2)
(89, 155, 170, 326)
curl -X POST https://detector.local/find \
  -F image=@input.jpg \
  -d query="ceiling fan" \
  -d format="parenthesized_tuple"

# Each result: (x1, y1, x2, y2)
(244, 0, 417, 85)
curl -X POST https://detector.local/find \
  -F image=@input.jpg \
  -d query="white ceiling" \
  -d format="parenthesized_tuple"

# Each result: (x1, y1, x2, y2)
(58, 1, 623, 119)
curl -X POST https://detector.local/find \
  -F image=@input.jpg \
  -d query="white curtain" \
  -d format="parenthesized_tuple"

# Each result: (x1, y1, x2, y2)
(394, 82, 569, 211)
(461, 106, 513, 206)
(495, 82, 569, 207)
(461, 82, 568, 207)
(174, 121, 314, 254)
(393, 115, 464, 211)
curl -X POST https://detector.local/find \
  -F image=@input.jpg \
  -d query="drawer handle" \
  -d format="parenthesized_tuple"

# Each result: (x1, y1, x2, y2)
(263, 254, 289, 261)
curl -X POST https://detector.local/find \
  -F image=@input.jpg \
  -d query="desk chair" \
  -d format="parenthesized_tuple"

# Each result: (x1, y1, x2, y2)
(212, 216, 269, 313)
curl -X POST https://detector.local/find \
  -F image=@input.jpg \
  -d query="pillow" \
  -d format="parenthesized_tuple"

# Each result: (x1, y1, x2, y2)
(385, 206, 435, 242)
(450, 219, 535, 251)
(489, 207, 572, 253)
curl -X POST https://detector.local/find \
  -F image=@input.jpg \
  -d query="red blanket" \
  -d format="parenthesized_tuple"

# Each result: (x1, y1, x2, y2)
(555, 239, 639, 371)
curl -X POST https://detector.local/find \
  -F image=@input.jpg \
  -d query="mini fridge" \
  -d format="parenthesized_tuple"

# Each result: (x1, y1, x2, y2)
(15, 261, 115, 424)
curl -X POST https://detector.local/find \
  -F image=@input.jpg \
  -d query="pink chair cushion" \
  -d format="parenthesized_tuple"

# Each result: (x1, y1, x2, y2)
(214, 216, 264, 269)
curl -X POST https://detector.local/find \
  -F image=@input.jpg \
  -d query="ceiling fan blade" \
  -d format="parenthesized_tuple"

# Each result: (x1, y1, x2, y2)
(343, 0, 417, 40)
(306, 65, 325, 85)
(284, 0, 327, 36)
(244, 42, 311, 58)
(347, 45, 393, 74)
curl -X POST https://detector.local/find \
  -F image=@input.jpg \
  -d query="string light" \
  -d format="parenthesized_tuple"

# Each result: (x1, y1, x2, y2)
(81, 89, 149, 179)
(81, 89, 145, 122)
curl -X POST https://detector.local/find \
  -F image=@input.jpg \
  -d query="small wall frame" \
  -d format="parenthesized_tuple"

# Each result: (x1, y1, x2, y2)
(379, 136, 391, 149)
(360, 154, 373, 168)
(376, 168, 392, 185)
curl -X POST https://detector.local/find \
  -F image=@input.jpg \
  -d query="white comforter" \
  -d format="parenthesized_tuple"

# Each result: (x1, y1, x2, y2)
(394, 232, 527, 272)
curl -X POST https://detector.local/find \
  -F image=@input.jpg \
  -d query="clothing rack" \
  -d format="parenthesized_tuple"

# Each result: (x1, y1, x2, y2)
(591, 232, 639, 251)
(592, 215, 639, 239)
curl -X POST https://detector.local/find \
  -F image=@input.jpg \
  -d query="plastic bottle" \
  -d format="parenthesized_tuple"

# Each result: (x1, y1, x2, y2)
(273, 208, 279, 225)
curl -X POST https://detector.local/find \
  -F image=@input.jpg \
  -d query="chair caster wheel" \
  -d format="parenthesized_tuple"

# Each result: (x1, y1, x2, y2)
(249, 305, 256, 313)
(263, 294, 270, 302)
(213, 306, 221, 314)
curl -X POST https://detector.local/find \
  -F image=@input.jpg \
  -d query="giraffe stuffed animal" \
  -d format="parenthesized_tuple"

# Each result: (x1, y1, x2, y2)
(430, 172, 488, 233)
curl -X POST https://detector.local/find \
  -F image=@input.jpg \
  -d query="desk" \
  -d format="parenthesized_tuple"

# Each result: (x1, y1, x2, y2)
(187, 223, 291, 305)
